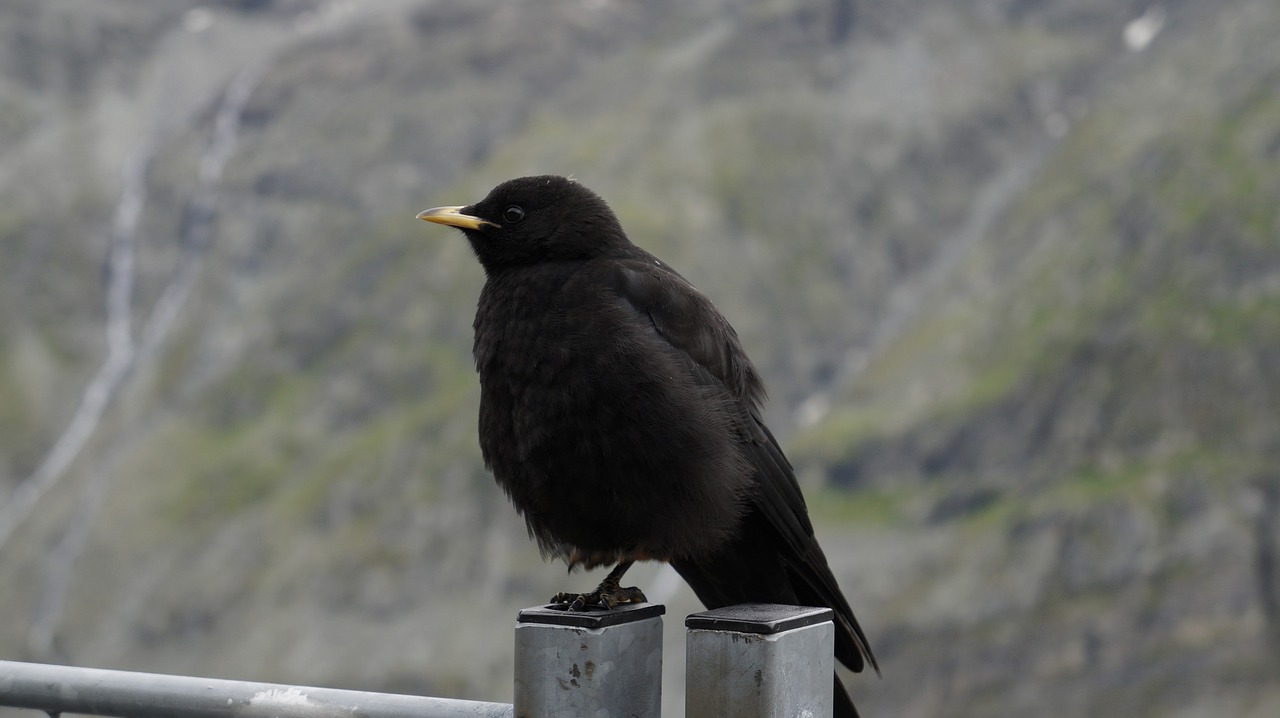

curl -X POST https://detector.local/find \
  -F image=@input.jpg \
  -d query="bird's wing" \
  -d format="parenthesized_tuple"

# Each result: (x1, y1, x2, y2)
(610, 257, 877, 675)
(611, 257, 766, 411)
(611, 257, 812, 534)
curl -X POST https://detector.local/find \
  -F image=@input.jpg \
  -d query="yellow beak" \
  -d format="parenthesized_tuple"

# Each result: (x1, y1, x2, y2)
(415, 205, 497, 230)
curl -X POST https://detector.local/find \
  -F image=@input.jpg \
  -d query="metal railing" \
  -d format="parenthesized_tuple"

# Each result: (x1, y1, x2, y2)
(1, 603, 835, 718)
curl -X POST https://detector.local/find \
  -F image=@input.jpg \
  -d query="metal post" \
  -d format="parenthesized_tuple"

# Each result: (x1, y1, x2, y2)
(514, 602, 664, 718)
(685, 603, 835, 718)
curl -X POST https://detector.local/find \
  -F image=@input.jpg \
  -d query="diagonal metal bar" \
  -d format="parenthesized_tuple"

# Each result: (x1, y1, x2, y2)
(0, 660, 512, 718)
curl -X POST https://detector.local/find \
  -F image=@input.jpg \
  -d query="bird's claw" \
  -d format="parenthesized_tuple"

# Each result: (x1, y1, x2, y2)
(550, 585, 647, 611)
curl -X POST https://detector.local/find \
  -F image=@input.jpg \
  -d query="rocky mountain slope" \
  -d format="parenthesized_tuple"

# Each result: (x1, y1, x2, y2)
(1, 1, 1277, 716)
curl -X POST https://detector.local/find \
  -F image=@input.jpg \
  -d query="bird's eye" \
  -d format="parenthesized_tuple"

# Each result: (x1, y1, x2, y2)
(503, 205, 525, 223)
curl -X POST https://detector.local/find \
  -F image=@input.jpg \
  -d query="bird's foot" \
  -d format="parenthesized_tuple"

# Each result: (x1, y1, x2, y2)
(550, 584, 647, 611)
(550, 559, 646, 611)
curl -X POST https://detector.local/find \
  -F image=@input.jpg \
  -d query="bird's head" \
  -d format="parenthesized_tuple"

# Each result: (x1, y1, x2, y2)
(417, 175, 629, 272)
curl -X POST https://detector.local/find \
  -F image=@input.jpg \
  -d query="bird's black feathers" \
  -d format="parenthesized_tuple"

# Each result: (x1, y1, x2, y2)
(419, 175, 876, 715)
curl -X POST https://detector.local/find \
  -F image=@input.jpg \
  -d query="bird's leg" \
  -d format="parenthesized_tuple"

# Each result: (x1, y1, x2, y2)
(550, 560, 648, 611)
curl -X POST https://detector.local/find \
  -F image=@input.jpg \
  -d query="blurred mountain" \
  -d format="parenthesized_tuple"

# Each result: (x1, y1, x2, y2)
(1, 1, 1277, 716)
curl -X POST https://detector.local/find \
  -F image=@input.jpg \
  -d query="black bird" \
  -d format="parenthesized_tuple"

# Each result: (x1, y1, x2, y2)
(417, 175, 877, 715)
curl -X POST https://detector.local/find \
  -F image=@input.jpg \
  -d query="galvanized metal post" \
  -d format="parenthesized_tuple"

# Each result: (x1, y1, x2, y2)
(513, 602, 664, 718)
(685, 603, 835, 718)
